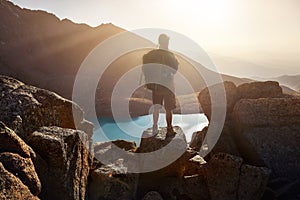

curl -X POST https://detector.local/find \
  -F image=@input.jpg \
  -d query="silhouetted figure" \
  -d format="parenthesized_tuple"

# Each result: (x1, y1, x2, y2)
(142, 34, 179, 135)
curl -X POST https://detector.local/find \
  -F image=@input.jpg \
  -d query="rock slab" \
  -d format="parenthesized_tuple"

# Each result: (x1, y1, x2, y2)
(27, 126, 90, 200)
(0, 122, 41, 199)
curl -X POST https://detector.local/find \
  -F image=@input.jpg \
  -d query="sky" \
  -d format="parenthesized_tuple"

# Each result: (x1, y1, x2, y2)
(10, 0, 300, 77)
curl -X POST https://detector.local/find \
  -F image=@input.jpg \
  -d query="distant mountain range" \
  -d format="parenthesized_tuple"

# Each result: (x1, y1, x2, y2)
(0, 0, 298, 117)
(253, 75, 300, 92)
(210, 54, 299, 81)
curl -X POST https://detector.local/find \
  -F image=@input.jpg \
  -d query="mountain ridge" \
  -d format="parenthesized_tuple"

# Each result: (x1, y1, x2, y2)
(253, 74, 300, 91)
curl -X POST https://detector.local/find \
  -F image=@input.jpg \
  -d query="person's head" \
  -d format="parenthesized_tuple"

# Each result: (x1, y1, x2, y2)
(158, 34, 169, 49)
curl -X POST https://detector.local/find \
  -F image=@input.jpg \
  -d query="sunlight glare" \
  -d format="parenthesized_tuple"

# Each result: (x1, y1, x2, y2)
(165, 0, 234, 26)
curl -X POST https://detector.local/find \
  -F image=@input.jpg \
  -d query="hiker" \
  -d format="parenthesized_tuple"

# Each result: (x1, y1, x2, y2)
(142, 33, 179, 135)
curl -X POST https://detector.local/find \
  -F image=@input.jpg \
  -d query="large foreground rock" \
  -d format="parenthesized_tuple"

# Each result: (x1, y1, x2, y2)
(190, 124, 240, 157)
(88, 159, 139, 200)
(197, 82, 241, 156)
(137, 126, 188, 177)
(195, 81, 299, 199)
(0, 75, 93, 141)
(137, 127, 208, 199)
(204, 153, 270, 200)
(198, 81, 239, 121)
(90, 140, 139, 200)
(0, 163, 39, 200)
(198, 80, 283, 123)
(93, 140, 138, 176)
(0, 122, 41, 199)
(27, 126, 90, 200)
(233, 98, 300, 181)
(138, 175, 211, 200)
(197, 81, 286, 160)
(0, 75, 93, 199)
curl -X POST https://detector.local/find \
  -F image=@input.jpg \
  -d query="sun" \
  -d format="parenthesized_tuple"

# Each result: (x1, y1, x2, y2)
(198, 0, 231, 22)
(165, 0, 234, 26)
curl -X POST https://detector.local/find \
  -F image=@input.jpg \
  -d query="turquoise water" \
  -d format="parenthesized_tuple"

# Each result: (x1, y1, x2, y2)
(92, 113, 208, 146)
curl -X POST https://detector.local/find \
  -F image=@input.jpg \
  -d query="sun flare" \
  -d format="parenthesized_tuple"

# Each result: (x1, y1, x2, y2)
(165, 0, 234, 26)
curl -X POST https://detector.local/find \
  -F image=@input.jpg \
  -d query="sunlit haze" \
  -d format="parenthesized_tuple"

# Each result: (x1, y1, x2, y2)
(10, 0, 300, 77)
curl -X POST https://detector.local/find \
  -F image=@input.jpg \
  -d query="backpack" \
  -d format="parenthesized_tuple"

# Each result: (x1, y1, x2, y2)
(142, 49, 178, 91)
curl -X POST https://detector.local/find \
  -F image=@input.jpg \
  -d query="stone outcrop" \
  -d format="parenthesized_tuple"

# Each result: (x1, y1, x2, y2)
(197, 81, 242, 156)
(198, 81, 283, 122)
(204, 153, 270, 200)
(233, 98, 300, 181)
(0, 76, 93, 200)
(27, 127, 90, 200)
(0, 75, 93, 141)
(237, 81, 283, 99)
(138, 175, 210, 200)
(195, 80, 299, 199)
(0, 122, 41, 199)
(204, 153, 243, 200)
(2, 72, 297, 199)
(91, 128, 273, 200)
(88, 159, 138, 200)
(137, 126, 188, 177)
(111, 140, 137, 152)
(239, 164, 271, 200)
(233, 98, 300, 128)
(198, 81, 239, 121)
(190, 126, 207, 151)
(196, 81, 287, 159)
(0, 162, 39, 200)
(142, 191, 164, 200)
(90, 140, 139, 200)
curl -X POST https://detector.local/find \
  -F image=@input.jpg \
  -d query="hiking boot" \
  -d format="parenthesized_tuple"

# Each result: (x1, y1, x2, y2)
(152, 125, 159, 136)
(166, 126, 175, 137)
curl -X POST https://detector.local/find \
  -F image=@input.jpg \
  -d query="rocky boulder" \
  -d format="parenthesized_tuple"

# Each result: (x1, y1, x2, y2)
(0, 75, 93, 142)
(204, 153, 270, 200)
(190, 126, 208, 151)
(138, 175, 210, 200)
(137, 126, 188, 177)
(0, 122, 41, 199)
(136, 127, 210, 199)
(27, 126, 90, 200)
(233, 98, 300, 128)
(237, 81, 283, 99)
(239, 164, 271, 200)
(142, 191, 164, 200)
(111, 140, 136, 152)
(0, 162, 39, 200)
(88, 159, 138, 200)
(0, 75, 93, 200)
(197, 81, 285, 159)
(198, 81, 239, 121)
(198, 81, 284, 122)
(90, 140, 140, 200)
(190, 125, 240, 157)
(197, 82, 241, 157)
(93, 140, 137, 170)
(233, 98, 300, 181)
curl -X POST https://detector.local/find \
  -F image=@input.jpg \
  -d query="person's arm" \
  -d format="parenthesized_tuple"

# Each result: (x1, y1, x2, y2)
(170, 53, 179, 73)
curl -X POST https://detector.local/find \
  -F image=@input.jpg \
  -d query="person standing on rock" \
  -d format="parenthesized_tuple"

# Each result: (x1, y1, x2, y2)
(142, 34, 179, 135)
